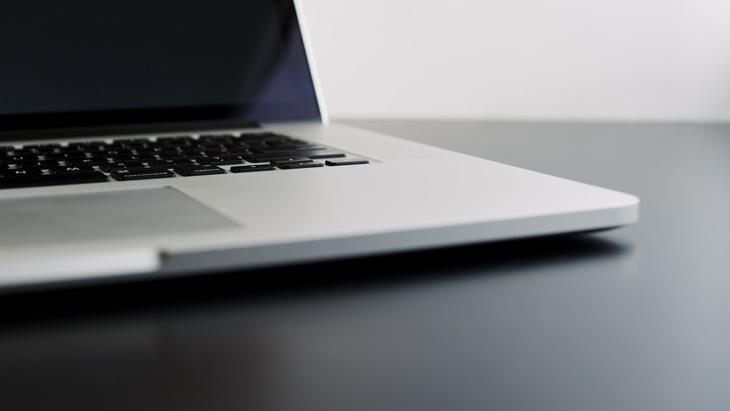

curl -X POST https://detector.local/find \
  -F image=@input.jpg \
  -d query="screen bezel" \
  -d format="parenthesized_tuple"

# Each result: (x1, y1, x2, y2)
(0, 0, 322, 140)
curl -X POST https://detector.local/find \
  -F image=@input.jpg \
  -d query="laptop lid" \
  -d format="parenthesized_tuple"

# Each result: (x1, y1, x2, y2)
(0, 0, 323, 139)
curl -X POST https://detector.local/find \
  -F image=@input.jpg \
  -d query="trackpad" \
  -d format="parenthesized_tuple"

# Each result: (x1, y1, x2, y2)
(0, 187, 237, 247)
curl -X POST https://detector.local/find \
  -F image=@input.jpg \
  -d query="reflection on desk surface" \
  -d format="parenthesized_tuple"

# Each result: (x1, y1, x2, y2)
(0, 235, 636, 411)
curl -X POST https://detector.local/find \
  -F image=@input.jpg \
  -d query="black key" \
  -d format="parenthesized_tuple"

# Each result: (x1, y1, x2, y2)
(223, 141, 250, 148)
(5, 155, 33, 162)
(203, 149, 228, 156)
(117, 138, 151, 144)
(203, 133, 235, 138)
(1, 168, 43, 177)
(82, 153, 106, 161)
(135, 155, 158, 162)
(40, 147, 64, 156)
(23, 143, 61, 148)
(251, 146, 326, 155)
(277, 161, 324, 170)
(288, 138, 312, 145)
(68, 158, 105, 166)
(238, 132, 277, 141)
(99, 163, 127, 172)
(0, 171, 108, 189)
(37, 161, 64, 169)
(170, 156, 196, 162)
(198, 134, 234, 143)
(299, 144, 327, 150)
(258, 144, 300, 151)
(19, 146, 43, 154)
(173, 165, 226, 177)
(226, 149, 253, 157)
(158, 150, 184, 158)
(325, 158, 370, 166)
(219, 154, 245, 161)
(67, 140, 106, 147)
(18, 160, 49, 169)
(15, 149, 42, 157)
(199, 142, 224, 148)
(132, 149, 156, 157)
(268, 140, 314, 148)
(155, 136, 194, 143)
(50, 165, 95, 173)
(64, 151, 91, 159)
(229, 164, 275, 173)
(248, 155, 312, 164)
(270, 156, 312, 165)
(181, 150, 206, 157)
(304, 151, 346, 160)
(110, 167, 175, 181)
(263, 136, 295, 143)
(109, 152, 136, 160)
(121, 160, 145, 168)
(183, 156, 209, 163)
(143, 161, 169, 169)
(40, 154, 65, 162)
(106, 144, 127, 150)
(247, 141, 271, 151)
(201, 158, 244, 166)
(271, 157, 312, 165)
(161, 158, 196, 166)
(236, 138, 264, 145)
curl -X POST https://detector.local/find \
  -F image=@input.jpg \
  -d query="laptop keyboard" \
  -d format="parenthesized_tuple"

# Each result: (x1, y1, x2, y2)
(0, 132, 369, 189)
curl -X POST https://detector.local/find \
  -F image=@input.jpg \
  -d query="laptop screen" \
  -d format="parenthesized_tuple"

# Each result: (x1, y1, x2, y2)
(0, 0, 320, 135)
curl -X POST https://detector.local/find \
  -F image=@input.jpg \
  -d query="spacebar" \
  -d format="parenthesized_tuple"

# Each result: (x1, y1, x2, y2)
(0, 171, 109, 189)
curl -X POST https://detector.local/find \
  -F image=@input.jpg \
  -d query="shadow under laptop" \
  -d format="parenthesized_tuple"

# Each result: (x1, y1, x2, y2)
(0, 232, 637, 411)
(0, 232, 632, 327)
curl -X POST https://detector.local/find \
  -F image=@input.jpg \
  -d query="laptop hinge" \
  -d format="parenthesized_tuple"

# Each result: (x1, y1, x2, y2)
(0, 120, 261, 142)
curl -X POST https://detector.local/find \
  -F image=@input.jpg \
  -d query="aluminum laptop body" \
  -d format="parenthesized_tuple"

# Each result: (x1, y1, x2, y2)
(0, 0, 638, 290)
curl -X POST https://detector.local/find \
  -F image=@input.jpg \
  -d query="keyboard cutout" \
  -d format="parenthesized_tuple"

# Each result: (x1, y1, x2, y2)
(0, 187, 238, 247)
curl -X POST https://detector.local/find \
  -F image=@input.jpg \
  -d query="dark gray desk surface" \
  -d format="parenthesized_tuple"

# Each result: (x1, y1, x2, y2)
(2, 120, 729, 411)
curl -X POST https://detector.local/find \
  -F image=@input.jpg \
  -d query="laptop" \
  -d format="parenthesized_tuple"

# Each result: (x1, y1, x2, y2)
(0, 0, 638, 290)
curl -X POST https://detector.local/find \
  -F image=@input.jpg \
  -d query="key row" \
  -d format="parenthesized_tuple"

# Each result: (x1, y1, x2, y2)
(0, 158, 369, 189)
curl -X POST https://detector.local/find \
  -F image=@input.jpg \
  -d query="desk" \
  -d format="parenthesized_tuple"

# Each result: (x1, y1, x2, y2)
(1, 121, 729, 411)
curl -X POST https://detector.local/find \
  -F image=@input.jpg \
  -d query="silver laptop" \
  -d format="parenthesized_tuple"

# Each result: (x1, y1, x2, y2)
(0, 0, 638, 290)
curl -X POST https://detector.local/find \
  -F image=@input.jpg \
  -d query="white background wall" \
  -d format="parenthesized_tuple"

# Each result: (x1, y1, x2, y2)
(301, 0, 730, 121)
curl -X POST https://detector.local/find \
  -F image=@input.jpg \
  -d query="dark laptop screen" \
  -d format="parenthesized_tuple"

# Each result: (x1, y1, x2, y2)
(0, 0, 320, 135)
